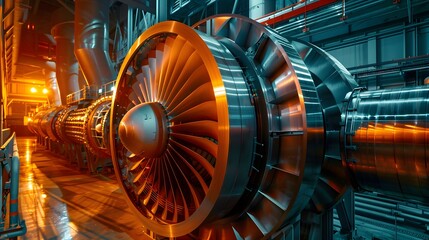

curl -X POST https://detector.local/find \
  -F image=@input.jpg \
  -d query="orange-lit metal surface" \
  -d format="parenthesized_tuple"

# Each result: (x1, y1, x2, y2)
(342, 87, 429, 201)
(83, 96, 112, 158)
(63, 108, 87, 144)
(110, 16, 325, 239)
(44, 107, 66, 142)
(29, 109, 50, 139)
(29, 97, 112, 165)
(54, 106, 76, 144)
(110, 20, 261, 237)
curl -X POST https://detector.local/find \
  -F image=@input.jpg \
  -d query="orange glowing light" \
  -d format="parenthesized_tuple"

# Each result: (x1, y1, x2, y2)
(42, 88, 48, 94)
(30, 87, 37, 93)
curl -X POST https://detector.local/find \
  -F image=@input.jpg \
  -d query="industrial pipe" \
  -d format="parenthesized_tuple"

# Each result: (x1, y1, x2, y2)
(50, 96, 112, 158)
(249, 0, 275, 19)
(256, 0, 338, 26)
(51, 21, 80, 105)
(44, 61, 61, 107)
(342, 86, 429, 202)
(74, 0, 116, 87)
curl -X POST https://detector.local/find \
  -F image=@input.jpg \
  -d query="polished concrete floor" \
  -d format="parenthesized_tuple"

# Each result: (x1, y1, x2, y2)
(16, 137, 152, 239)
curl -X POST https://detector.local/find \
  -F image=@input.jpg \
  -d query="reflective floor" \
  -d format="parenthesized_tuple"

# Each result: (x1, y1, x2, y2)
(16, 137, 151, 239)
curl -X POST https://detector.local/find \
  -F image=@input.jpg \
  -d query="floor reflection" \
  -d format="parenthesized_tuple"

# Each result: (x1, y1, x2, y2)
(16, 137, 150, 239)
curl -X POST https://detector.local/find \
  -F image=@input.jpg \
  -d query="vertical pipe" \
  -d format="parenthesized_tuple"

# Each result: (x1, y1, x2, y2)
(45, 70, 60, 107)
(44, 61, 61, 107)
(156, 0, 167, 22)
(9, 152, 20, 226)
(249, 0, 275, 19)
(232, 0, 239, 14)
(0, 135, 26, 238)
(74, 0, 116, 87)
(51, 22, 80, 105)
(127, 7, 133, 50)
(407, 0, 412, 23)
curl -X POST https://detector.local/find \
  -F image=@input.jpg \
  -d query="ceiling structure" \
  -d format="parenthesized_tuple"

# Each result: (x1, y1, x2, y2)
(16, 0, 71, 77)
(1, 0, 75, 119)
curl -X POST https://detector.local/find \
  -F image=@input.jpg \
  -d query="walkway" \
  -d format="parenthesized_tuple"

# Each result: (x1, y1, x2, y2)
(16, 137, 151, 240)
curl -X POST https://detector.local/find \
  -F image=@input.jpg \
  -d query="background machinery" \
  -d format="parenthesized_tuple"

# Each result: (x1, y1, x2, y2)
(27, 12, 429, 240)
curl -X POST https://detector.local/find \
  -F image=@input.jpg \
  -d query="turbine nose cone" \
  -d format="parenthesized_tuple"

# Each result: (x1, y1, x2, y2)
(118, 102, 168, 157)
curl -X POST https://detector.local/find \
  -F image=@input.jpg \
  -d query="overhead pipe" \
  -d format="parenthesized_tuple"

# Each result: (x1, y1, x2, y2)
(274, 0, 352, 32)
(274, 0, 428, 39)
(51, 21, 80, 105)
(256, 0, 339, 26)
(74, 0, 116, 87)
(277, 0, 394, 34)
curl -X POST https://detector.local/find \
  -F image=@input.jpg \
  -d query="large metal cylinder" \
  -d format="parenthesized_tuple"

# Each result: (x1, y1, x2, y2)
(342, 87, 429, 202)
(83, 96, 112, 158)
(51, 22, 80, 105)
(50, 97, 112, 158)
(30, 109, 49, 138)
(62, 108, 87, 144)
(74, 0, 116, 87)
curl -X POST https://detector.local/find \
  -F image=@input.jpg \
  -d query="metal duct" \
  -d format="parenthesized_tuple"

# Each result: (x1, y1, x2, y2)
(74, 0, 116, 87)
(51, 21, 80, 105)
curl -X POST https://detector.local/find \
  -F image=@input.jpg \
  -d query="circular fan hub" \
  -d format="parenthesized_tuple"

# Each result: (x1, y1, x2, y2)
(118, 102, 168, 157)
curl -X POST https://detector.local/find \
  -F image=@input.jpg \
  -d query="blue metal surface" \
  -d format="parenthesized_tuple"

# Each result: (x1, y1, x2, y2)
(0, 132, 27, 238)
(334, 192, 429, 240)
